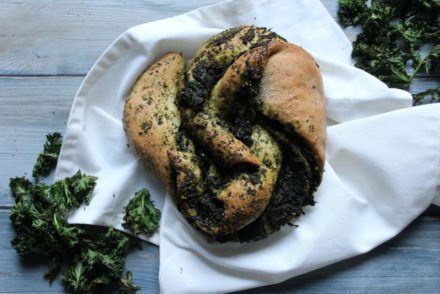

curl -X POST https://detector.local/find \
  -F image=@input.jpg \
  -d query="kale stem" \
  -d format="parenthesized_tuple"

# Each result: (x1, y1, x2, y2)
(42, 153, 60, 159)
(410, 54, 428, 81)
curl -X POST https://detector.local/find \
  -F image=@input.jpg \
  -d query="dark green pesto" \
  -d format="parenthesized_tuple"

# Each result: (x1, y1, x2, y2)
(240, 28, 255, 45)
(250, 31, 286, 48)
(180, 84, 320, 242)
(225, 105, 256, 146)
(183, 59, 226, 108)
(204, 26, 243, 48)
(170, 26, 320, 242)
(218, 143, 312, 243)
(174, 158, 226, 230)
(262, 116, 322, 199)
(140, 121, 152, 133)
(179, 26, 284, 109)
(176, 128, 193, 152)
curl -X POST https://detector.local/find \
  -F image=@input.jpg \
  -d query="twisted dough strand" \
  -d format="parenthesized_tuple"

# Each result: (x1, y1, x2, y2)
(124, 26, 325, 242)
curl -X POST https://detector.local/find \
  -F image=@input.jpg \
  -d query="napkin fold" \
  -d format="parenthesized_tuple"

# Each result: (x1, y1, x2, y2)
(159, 103, 440, 293)
(54, 0, 439, 293)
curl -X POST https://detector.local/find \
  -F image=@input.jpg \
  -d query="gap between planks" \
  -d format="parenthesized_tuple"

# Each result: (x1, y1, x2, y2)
(0, 74, 85, 78)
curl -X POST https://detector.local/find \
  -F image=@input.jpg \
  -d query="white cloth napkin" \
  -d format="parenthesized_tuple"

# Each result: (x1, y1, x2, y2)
(54, 0, 440, 293)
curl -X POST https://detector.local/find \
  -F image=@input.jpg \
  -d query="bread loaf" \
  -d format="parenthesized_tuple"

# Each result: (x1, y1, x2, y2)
(123, 26, 326, 242)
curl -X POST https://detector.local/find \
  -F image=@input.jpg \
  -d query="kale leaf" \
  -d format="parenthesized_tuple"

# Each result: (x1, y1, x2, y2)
(32, 132, 63, 179)
(119, 271, 142, 294)
(123, 189, 161, 236)
(337, 0, 440, 105)
(413, 86, 440, 105)
(337, 0, 368, 26)
(10, 133, 142, 293)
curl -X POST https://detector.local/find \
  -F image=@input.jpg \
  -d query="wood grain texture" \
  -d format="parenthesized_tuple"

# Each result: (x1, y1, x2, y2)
(0, 210, 159, 293)
(0, 0, 221, 75)
(0, 77, 81, 206)
(0, 0, 439, 293)
(0, 0, 352, 76)
(0, 76, 437, 206)
(1, 209, 438, 293)
(239, 217, 440, 293)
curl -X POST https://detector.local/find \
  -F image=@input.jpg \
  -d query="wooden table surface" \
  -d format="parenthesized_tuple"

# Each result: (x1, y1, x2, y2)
(0, 0, 439, 293)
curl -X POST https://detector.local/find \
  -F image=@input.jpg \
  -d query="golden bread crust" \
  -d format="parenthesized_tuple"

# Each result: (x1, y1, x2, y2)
(123, 52, 185, 189)
(188, 111, 261, 168)
(256, 44, 326, 176)
(123, 27, 326, 241)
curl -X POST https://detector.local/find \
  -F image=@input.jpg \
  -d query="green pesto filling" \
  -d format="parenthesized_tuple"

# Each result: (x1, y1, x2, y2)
(171, 27, 318, 242)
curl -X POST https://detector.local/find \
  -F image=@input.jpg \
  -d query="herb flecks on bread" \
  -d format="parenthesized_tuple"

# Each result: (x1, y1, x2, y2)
(123, 26, 326, 242)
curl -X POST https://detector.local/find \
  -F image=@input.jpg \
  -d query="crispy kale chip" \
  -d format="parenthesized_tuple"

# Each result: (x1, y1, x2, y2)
(59, 226, 139, 293)
(337, 0, 440, 105)
(337, 0, 368, 26)
(123, 189, 161, 236)
(9, 171, 97, 256)
(32, 132, 63, 179)
(413, 86, 440, 105)
(10, 133, 142, 293)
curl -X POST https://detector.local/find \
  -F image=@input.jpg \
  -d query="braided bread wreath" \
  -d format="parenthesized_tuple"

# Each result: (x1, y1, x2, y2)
(123, 26, 326, 242)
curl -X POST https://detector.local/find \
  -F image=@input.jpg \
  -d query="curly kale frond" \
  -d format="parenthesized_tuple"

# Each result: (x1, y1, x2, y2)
(337, 0, 440, 105)
(61, 262, 87, 293)
(10, 127, 145, 293)
(9, 170, 141, 293)
(413, 86, 440, 105)
(32, 132, 63, 179)
(9, 171, 97, 254)
(337, 0, 369, 26)
(50, 171, 97, 212)
(123, 189, 161, 236)
(9, 177, 34, 201)
(60, 226, 140, 293)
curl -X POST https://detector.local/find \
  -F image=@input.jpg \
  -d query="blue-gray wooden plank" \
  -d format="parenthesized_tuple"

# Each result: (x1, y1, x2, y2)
(0, 210, 159, 293)
(1, 0, 439, 293)
(0, 76, 437, 206)
(0, 77, 82, 206)
(1, 210, 438, 293)
(239, 217, 440, 293)
(0, 0, 221, 75)
(0, 0, 351, 76)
